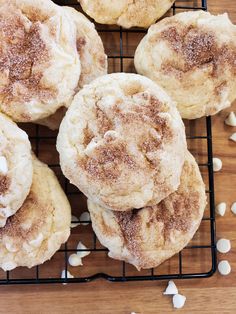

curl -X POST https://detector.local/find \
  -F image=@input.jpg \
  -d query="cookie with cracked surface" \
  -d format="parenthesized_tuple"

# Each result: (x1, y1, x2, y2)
(0, 156, 71, 271)
(135, 11, 236, 119)
(0, 113, 33, 227)
(0, 0, 80, 122)
(88, 151, 206, 270)
(37, 6, 108, 130)
(57, 73, 187, 211)
(78, 0, 175, 29)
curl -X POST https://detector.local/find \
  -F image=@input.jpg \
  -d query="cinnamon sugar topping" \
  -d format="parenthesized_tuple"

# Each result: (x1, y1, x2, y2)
(142, 137, 161, 153)
(95, 106, 113, 135)
(83, 142, 136, 181)
(0, 192, 46, 239)
(115, 210, 142, 257)
(0, 175, 10, 195)
(76, 37, 86, 51)
(161, 25, 236, 73)
(154, 196, 192, 241)
(0, 5, 56, 110)
(83, 125, 94, 146)
(114, 189, 199, 253)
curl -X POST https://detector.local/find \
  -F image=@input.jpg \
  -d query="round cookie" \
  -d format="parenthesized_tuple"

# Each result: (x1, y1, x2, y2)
(37, 7, 108, 130)
(134, 11, 236, 119)
(0, 0, 81, 122)
(0, 112, 33, 228)
(88, 151, 206, 270)
(57, 73, 187, 211)
(0, 156, 71, 271)
(78, 0, 175, 29)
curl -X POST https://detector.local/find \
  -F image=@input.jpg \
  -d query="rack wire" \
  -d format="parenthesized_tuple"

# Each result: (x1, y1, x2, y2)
(0, 0, 216, 285)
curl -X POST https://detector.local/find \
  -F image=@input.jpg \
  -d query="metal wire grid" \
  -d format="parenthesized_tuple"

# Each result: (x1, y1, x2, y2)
(0, 0, 216, 285)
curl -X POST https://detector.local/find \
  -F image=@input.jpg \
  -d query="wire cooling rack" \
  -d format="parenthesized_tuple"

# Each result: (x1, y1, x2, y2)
(0, 0, 217, 285)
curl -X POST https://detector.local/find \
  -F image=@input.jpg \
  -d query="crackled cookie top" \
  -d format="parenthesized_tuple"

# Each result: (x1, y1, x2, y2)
(57, 73, 187, 211)
(79, 0, 175, 28)
(0, 0, 80, 122)
(135, 11, 236, 119)
(88, 152, 206, 270)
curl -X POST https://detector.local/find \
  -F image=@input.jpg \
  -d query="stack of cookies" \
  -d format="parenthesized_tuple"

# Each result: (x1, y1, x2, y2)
(57, 73, 206, 270)
(56, 7, 235, 269)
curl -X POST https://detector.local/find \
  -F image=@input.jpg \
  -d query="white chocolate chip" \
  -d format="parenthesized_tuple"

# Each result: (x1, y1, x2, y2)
(5, 242, 18, 253)
(216, 239, 231, 253)
(61, 269, 74, 282)
(29, 233, 44, 248)
(216, 202, 226, 216)
(104, 130, 118, 141)
(0, 156, 8, 175)
(213, 158, 222, 172)
(68, 254, 83, 267)
(231, 202, 236, 215)
(71, 215, 80, 228)
(20, 220, 32, 230)
(77, 241, 91, 259)
(218, 260, 231, 275)
(80, 211, 90, 226)
(225, 112, 236, 127)
(84, 139, 98, 156)
(173, 294, 186, 309)
(163, 280, 178, 295)
(61, 269, 74, 279)
(229, 133, 236, 142)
